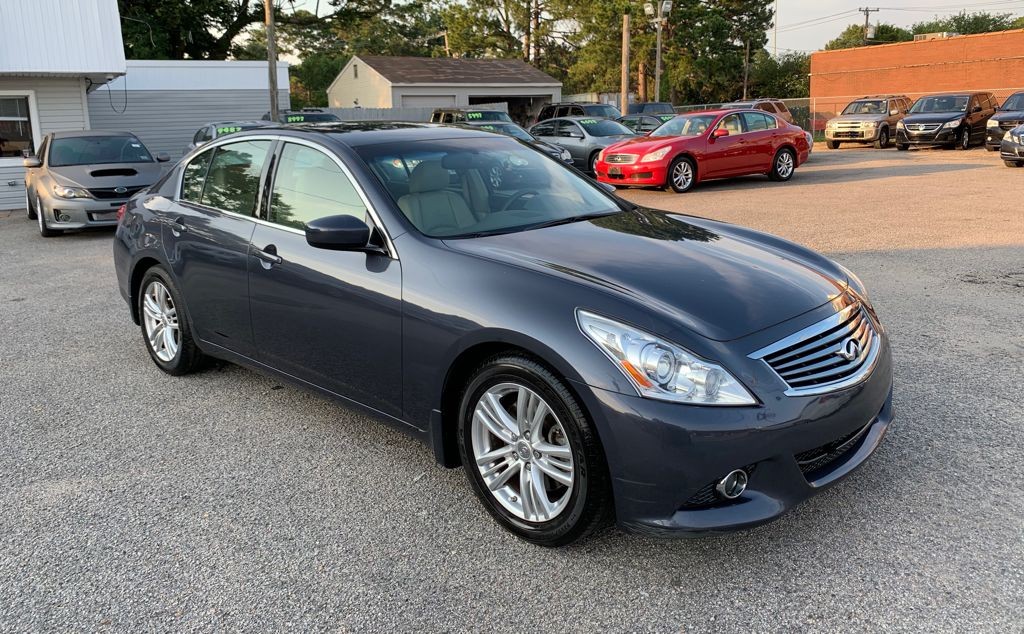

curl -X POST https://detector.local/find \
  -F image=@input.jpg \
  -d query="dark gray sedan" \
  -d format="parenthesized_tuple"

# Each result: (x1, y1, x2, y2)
(113, 123, 892, 546)
(24, 130, 168, 237)
(529, 116, 637, 173)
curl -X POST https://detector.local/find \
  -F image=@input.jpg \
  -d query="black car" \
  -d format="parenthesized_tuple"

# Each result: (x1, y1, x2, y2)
(113, 123, 892, 546)
(616, 113, 677, 134)
(896, 92, 997, 150)
(985, 91, 1024, 151)
(1000, 123, 1024, 167)
(626, 102, 675, 115)
(536, 102, 622, 123)
(263, 108, 342, 124)
(458, 121, 573, 164)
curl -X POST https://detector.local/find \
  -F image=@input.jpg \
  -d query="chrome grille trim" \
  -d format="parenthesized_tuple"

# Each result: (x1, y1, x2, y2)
(907, 123, 940, 132)
(749, 303, 880, 396)
(605, 153, 638, 164)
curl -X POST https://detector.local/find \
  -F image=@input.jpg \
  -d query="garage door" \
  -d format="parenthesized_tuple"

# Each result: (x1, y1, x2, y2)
(400, 95, 456, 108)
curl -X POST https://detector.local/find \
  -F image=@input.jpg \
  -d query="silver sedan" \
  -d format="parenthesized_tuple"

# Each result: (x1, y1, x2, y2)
(529, 117, 637, 173)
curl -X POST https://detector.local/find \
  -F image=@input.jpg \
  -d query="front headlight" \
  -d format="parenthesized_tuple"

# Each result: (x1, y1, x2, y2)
(826, 120, 837, 129)
(863, 121, 877, 128)
(896, 120, 905, 129)
(942, 119, 962, 129)
(640, 147, 671, 163)
(987, 119, 999, 128)
(577, 310, 756, 406)
(52, 185, 92, 199)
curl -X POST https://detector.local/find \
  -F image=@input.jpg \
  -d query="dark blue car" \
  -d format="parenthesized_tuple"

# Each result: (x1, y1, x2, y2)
(113, 123, 893, 546)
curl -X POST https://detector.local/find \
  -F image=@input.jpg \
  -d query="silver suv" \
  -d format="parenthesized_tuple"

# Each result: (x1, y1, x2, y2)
(826, 95, 911, 149)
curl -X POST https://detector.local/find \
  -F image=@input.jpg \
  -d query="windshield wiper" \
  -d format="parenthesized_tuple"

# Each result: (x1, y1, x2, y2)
(523, 210, 623, 232)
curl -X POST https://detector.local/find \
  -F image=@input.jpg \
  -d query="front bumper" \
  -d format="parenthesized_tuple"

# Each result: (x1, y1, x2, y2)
(594, 159, 668, 187)
(573, 314, 894, 536)
(39, 193, 129, 229)
(825, 127, 879, 141)
(1000, 137, 1024, 163)
(896, 127, 956, 146)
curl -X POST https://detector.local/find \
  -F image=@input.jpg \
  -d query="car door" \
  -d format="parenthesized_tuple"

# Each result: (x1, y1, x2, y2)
(164, 138, 272, 357)
(554, 120, 588, 167)
(247, 140, 402, 416)
(740, 111, 776, 172)
(704, 113, 749, 177)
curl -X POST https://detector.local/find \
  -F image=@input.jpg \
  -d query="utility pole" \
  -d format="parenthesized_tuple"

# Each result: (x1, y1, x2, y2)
(645, 1, 673, 102)
(773, 0, 778, 57)
(265, 0, 279, 121)
(859, 7, 879, 46)
(620, 11, 630, 116)
(742, 40, 750, 100)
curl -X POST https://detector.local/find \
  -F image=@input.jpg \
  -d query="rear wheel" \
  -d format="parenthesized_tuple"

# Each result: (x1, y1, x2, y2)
(768, 147, 796, 182)
(874, 127, 889, 149)
(458, 354, 612, 547)
(138, 266, 205, 375)
(666, 156, 696, 193)
(956, 126, 971, 150)
(826, 140, 840, 150)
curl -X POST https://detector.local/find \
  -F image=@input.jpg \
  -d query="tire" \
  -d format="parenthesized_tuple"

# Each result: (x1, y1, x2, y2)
(25, 188, 37, 220)
(896, 143, 909, 151)
(956, 126, 971, 150)
(666, 155, 696, 193)
(768, 147, 796, 182)
(36, 194, 59, 237)
(985, 145, 998, 152)
(588, 151, 600, 174)
(1006, 161, 1024, 168)
(457, 354, 612, 547)
(826, 140, 840, 150)
(138, 265, 205, 375)
(874, 127, 889, 149)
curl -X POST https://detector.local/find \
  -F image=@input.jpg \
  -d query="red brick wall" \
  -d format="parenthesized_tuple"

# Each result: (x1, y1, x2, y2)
(808, 29, 1024, 128)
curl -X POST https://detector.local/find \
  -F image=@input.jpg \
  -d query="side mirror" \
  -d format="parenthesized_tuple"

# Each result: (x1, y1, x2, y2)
(712, 128, 730, 138)
(305, 214, 372, 251)
(22, 157, 41, 168)
(156, 152, 171, 162)
(973, 106, 982, 113)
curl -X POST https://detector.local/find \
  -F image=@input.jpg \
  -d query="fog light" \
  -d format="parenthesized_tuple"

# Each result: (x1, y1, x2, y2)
(715, 469, 748, 499)
(57, 212, 71, 222)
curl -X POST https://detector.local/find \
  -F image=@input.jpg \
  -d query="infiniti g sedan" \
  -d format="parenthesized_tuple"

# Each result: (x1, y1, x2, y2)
(113, 123, 893, 546)
(24, 130, 169, 237)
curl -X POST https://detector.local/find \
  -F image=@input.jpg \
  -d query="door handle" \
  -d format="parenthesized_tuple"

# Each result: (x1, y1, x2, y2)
(254, 244, 283, 266)
(169, 216, 188, 234)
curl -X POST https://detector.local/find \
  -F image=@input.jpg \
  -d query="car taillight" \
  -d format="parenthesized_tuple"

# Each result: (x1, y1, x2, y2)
(116, 204, 127, 222)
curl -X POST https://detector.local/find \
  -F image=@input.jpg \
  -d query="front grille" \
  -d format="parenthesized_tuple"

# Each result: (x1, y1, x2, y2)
(906, 123, 940, 132)
(834, 131, 866, 139)
(88, 186, 145, 200)
(750, 303, 878, 395)
(605, 153, 637, 164)
(795, 423, 871, 476)
(682, 464, 757, 509)
(999, 120, 1023, 131)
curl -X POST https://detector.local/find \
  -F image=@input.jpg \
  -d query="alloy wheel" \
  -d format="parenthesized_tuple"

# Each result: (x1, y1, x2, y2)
(776, 151, 794, 179)
(672, 160, 693, 190)
(36, 196, 44, 232)
(471, 382, 574, 523)
(142, 280, 181, 363)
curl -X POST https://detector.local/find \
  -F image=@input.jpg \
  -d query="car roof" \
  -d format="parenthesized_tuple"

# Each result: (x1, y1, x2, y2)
(207, 120, 268, 127)
(236, 121, 504, 148)
(50, 129, 137, 139)
(434, 108, 504, 113)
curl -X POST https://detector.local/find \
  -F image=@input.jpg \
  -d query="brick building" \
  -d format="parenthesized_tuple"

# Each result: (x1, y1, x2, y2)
(809, 29, 1024, 128)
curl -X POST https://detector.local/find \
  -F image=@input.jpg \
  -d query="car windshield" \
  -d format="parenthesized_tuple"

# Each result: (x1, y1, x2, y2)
(357, 137, 621, 239)
(475, 123, 533, 141)
(651, 114, 717, 137)
(282, 113, 340, 123)
(48, 136, 153, 167)
(464, 111, 513, 122)
(842, 100, 886, 115)
(585, 104, 622, 118)
(910, 96, 969, 113)
(1001, 93, 1024, 111)
(578, 118, 632, 136)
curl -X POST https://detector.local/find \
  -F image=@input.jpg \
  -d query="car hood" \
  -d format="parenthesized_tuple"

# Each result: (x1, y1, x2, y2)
(902, 112, 965, 125)
(445, 208, 849, 341)
(604, 135, 693, 155)
(991, 110, 1024, 123)
(830, 113, 887, 123)
(592, 134, 639, 147)
(49, 162, 165, 189)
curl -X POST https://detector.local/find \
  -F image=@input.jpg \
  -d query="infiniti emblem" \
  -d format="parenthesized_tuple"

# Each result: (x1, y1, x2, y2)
(836, 338, 861, 362)
(114, 186, 128, 194)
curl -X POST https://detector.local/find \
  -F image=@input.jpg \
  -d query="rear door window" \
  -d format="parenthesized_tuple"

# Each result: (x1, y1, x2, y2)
(198, 140, 272, 216)
(741, 112, 772, 132)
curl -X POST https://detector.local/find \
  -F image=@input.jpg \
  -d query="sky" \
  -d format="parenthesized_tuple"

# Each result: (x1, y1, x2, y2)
(770, 0, 1024, 53)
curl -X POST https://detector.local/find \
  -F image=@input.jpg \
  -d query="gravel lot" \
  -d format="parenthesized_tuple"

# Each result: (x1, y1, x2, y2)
(1, 146, 1021, 632)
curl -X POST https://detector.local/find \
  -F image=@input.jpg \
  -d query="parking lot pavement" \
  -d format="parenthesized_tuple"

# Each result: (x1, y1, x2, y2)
(1, 146, 1021, 631)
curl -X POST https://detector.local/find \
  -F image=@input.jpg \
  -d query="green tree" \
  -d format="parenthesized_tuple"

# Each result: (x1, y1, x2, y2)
(749, 50, 809, 98)
(911, 11, 1020, 35)
(825, 22, 913, 50)
(119, 0, 265, 59)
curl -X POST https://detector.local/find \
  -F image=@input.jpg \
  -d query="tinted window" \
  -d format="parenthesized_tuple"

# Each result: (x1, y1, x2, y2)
(181, 149, 213, 202)
(618, 117, 639, 132)
(538, 106, 554, 121)
(531, 121, 556, 136)
(742, 112, 772, 131)
(584, 104, 621, 118)
(577, 118, 632, 136)
(1002, 93, 1024, 111)
(48, 135, 153, 167)
(910, 95, 969, 113)
(556, 120, 583, 137)
(758, 102, 777, 113)
(555, 106, 571, 117)
(570, 106, 586, 116)
(200, 140, 271, 216)
(774, 102, 790, 113)
(269, 143, 366, 230)
(718, 114, 745, 134)
(652, 114, 716, 137)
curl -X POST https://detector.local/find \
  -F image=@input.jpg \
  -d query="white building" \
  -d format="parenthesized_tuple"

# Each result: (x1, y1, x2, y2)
(0, 0, 126, 210)
(326, 55, 561, 121)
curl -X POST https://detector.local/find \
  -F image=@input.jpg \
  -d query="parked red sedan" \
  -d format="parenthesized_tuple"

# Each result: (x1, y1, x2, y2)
(595, 109, 810, 193)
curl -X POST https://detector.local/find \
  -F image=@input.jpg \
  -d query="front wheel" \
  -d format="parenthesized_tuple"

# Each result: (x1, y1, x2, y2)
(1006, 161, 1024, 168)
(956, 126, 971, 150)
(896, 143, 909, 151)
(25, 189, 37, 220)
(666, 156, 696, 193)
(138, 266, 205, 375)
(36, 194, 59, 237)
(985, 145, 998, 152)
(826, 140, 840, 150)
(588, 151, 600, 174)
(874, 128, 890, 149)
(458, 354, 612, 547)
(768, 147, 796, 182)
